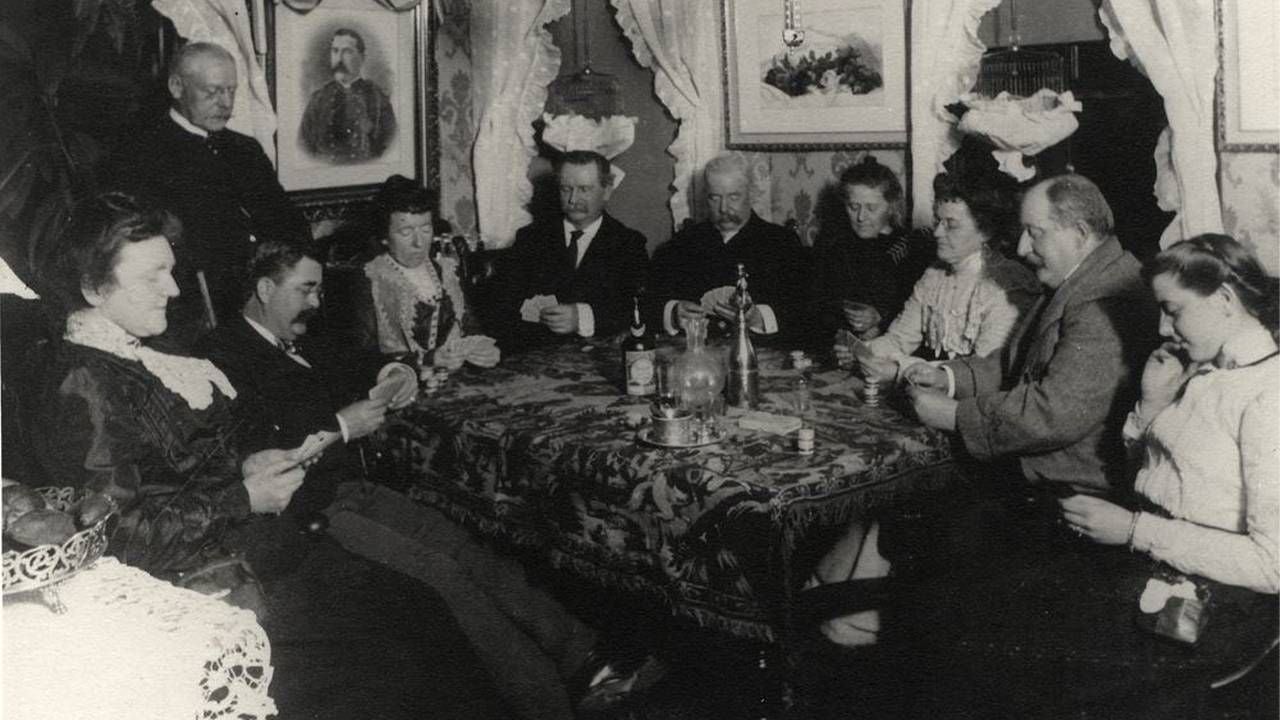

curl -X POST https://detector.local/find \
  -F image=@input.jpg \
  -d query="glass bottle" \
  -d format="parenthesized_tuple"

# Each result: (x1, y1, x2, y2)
(726, 263, 759, 409)
(623, 296, 656, 396)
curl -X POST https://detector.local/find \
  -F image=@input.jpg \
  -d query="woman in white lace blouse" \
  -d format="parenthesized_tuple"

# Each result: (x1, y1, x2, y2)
(355, 175, 498, 369)
(861, 172, 1040, 381)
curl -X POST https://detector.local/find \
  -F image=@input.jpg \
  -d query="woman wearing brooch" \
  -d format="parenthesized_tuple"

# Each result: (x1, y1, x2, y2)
(857, 171, 1041, 380)
(808, 172, 1040, 648)
(354, 175, 499, 370)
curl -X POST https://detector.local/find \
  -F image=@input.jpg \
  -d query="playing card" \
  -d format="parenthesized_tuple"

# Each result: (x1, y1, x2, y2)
(293, 430, 339, 465)
(700, 286, 735, 313)
(520, 294, 559, 322)
(369, 372, 413, 404)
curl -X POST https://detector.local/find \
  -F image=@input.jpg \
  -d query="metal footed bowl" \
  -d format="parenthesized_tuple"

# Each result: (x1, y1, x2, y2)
(3, 487, 116, 596)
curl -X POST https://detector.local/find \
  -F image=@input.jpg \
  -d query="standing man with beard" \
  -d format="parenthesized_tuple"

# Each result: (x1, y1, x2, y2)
(645, 154, 807, 344)
(110, 42, 310, 348)
(299, 28, 397, 163)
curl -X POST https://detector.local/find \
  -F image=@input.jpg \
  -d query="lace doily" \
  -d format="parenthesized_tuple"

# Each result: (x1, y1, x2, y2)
(4, 557, 275, 720)
(64, 310, 237, 410)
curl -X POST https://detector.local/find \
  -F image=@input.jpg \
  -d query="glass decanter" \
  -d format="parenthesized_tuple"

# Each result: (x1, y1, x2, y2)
(672, 315, 725, 441)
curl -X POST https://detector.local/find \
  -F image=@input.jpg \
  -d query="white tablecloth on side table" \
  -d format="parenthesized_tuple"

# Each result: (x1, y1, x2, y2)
(4, 557, 275, 720)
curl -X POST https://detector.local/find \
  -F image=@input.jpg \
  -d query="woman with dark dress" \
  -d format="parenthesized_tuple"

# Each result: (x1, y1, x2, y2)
(31, 193, 504, 719)
(811, 156, 928, 349)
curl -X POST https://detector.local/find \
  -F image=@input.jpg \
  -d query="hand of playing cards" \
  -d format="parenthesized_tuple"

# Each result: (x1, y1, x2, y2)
(699, 286, 735, 314)
(520, 294, 559, 323)
(290, 431, 340, 469)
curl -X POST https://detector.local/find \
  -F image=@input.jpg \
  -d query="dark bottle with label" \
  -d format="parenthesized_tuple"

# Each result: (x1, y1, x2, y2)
(623, 296, 656, 396)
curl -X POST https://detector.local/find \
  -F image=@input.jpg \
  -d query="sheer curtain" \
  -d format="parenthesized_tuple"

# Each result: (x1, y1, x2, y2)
(1098, 0, 1222, 248)
(153, 0, 279, 163)
(470, 0, 572, 248)
(610, 0, 723, 228)
(908, 0, 1002, 226)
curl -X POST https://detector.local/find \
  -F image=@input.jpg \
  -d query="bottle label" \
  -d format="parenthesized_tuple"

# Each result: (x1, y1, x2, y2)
(625, 350, 656, 395)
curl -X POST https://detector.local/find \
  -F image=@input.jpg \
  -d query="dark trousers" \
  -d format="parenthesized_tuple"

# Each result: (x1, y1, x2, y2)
(883, 483, 1277, 720)
(325, 483, 597, 720)
(260, 536, 503, 720)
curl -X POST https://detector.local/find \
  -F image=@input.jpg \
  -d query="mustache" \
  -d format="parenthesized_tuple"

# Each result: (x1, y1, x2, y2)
(331, 60, 355, 74)
(294, 308, 318, 324)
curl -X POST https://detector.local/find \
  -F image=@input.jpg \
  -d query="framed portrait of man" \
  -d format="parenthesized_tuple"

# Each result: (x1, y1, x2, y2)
(270, 0, 429, 204)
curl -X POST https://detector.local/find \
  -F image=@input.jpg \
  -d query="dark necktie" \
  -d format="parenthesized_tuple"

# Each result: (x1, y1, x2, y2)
(277, 337, 310, 367)
(567, 229, 584, 269)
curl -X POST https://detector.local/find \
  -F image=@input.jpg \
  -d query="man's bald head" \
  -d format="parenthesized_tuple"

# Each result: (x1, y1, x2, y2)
(167, 42, 237, 133)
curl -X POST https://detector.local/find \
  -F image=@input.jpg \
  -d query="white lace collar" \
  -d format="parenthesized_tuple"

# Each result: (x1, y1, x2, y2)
(63, 310, 237, 410)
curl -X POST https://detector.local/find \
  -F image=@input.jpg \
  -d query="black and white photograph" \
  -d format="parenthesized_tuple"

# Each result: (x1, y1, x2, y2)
(0, 1, 1276, 719)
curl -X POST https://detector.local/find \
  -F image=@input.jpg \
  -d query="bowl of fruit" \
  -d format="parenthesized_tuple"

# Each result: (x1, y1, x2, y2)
(3, 481, 117, 599)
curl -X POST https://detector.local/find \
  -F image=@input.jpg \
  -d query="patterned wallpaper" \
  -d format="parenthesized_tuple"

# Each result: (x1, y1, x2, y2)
(430, 17, 1274, 271)
(759, 150, 908, 248)
(437, 6, 477, 240)
(1220, 152, 1280, 275)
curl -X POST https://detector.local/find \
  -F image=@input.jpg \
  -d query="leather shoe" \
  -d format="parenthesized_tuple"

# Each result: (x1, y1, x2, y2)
(570, 649, 666, 716)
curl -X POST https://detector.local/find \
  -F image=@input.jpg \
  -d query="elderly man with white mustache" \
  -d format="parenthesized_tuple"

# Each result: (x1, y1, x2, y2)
(645, 154, 808, 344)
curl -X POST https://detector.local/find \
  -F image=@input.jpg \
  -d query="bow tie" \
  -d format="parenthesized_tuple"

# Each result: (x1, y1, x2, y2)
(277, 337, 301, 356)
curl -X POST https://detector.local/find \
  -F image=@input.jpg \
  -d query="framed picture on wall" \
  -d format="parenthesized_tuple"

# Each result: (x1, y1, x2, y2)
(1216, 0, 1279, 152)
(721, 0, 908, 150)
(269, 0, 429, 205)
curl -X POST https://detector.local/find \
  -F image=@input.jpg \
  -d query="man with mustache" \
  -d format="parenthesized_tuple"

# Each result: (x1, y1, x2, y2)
(109, 41, 310, 348)
(196, 240, 409, 521)
(299, 28, 397, 163)
(198, 239, 666, 719)
(644, 154, 807, 344)
(481, 150, 648, 353)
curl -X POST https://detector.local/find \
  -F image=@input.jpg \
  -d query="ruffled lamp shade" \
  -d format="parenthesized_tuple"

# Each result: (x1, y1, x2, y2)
(541, 112, 638, 187)
(955, 89, 1083, 181)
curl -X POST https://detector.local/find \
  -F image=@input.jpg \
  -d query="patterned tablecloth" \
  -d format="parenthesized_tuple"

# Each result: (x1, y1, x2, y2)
(3, 557, 275, 720)
(382, 339, 958, 640)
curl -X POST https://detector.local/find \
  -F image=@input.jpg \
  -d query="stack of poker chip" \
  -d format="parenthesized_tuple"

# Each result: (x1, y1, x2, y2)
(863, 378, 881, 407)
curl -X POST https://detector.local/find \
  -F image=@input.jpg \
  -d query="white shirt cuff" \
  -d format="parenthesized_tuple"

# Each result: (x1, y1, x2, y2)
(663, 300, 681, 335)
(756, 304, 778, 335)
(335, 413, 351, 443)
(575, 303, 595, 337)
(942, 364, 957, 398)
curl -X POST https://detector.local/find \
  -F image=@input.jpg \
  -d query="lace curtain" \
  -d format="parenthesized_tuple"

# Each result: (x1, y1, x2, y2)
(1097, 0, 1222, 248)
(469, 0, 572, 248)
(154, 0, 279, 164)
(610, 0, 723, 229)
(908, 0, 1002, 227)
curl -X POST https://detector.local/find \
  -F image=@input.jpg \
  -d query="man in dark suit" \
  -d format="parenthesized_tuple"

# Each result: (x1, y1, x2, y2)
(481, 150, 648, 353)
(199, 240, 663, 719)
(112, 41, 310, 346)
(645, 154, 808, 344)
(195, 241, 412, 517)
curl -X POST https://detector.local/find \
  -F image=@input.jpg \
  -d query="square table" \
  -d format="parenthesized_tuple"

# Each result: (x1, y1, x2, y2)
(379, 339, 958, 641)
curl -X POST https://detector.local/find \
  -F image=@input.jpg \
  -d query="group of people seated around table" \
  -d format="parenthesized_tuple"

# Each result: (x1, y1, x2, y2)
(9, 39, 1276, 720)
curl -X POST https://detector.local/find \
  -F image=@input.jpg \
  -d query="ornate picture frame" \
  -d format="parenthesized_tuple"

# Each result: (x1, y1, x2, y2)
(1216, 0, 1279, 152)
(268, 0, 431, 207)
(721, 0, 909, 150)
